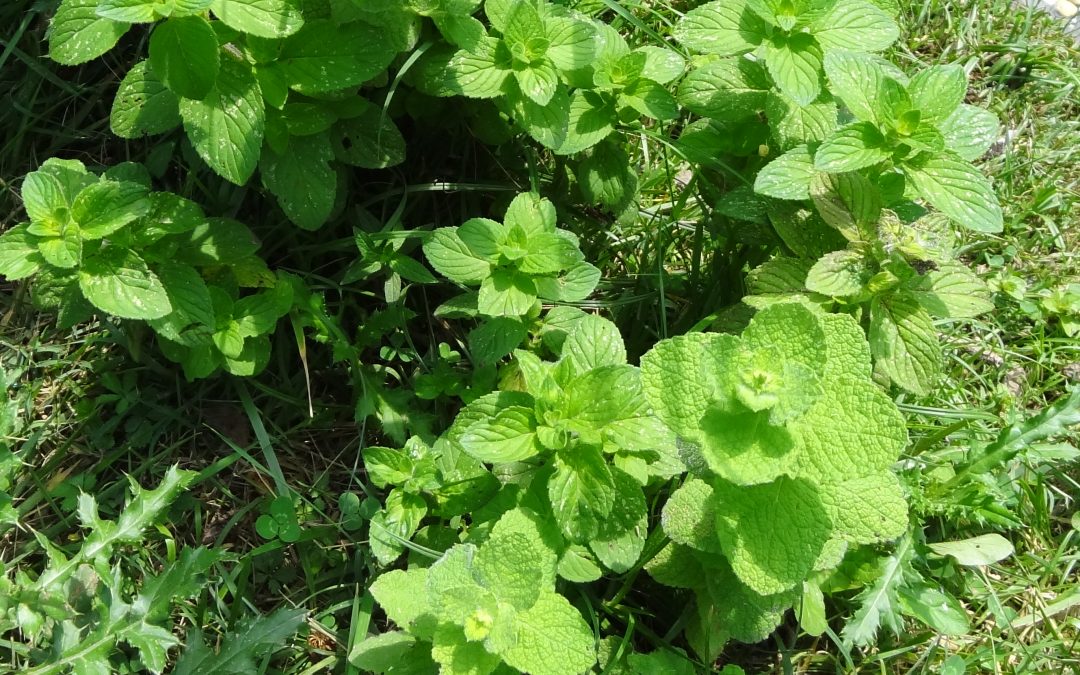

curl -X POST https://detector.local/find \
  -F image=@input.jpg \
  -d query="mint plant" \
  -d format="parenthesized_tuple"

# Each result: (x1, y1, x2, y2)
(756, 57, 1003, 234)
(640, 304, 909, 659)
(0, 159, 294, 379)
(423, 192, 599, 317)
(675, 0, 900, 106)
(357, 507, 596, 675)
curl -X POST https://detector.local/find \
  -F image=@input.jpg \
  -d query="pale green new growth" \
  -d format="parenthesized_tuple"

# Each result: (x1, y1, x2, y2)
(642, 304, 909, 639)
(362, 508, 596, 675)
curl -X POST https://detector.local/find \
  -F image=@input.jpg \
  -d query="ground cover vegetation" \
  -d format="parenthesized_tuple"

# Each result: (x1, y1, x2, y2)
(0, 0, 1077, 672)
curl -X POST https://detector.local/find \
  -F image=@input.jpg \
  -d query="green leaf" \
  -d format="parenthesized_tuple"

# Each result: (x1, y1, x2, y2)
(805, 249, 870, 297)
(589, 469, 647, 572)
(713, 476, 832, 595)
(154, 262, 215, 329)
(370, 568, 431, 628)
(0, 225, 44, 280)
(501, 592, 597, 675)
(37, 234, 82, 269)
(72, 180, 151, 239)
(174, 218, 260, 264)
(675, 0, 768, 56)
(823, 51, 906, 125)
(636, 46, 685, 84)
(180, 59, 266, 185)
(533, 260, 599, 302)
(469, 316, 528, 366)
(620, 78, 678, 121)
(898, 584, 971, 636)
(448, 38, 513, 98)
(814, 121, 892, 172)
(902, 153, 1003, 233)
(424, 228, 492, 285)
(766, 91, 838, 150)
(545, 16, 596, 71)
(763, 34, 822, 106)
(478, 268, 537, 316)
(349, 632, 420, 673)
(577, 142, 637, 211)
(906, 262, 994, 318)
(870, 293, 942, 394)
(678, 57, 770, 121)
(937, 104, 999, 161)
(928, 534, 1014, 566)
(514, 57, 559, 106)
(111, 61, 182, 138)
(459, 406, 542, 463)
(511, 85, 570, 150)
(548, 444, 615, 541)
(907, 64, 966, 124)
(840, 536, 912, 647)
(49, 0, 131, 65)
(754, 145, 815, 200)
(333, 105, 407, 170)
(810, 0, 898, 52)
(278, 20, 397, 94)
(640, 332, 735, 441)
(97, 0, 170, 22)
(173, 608, 306, 675)
(261, 132, 336, 230)
(660, 480, 723, 554)
(808, 172, 881, 236)
(149, 16, 220, 101)
(553, 90, 615, 155)
(561, 314, 626, 373)
(475, 516, 547, 609)
(209, 0, 303, 38)
(78, 247, 172, 320)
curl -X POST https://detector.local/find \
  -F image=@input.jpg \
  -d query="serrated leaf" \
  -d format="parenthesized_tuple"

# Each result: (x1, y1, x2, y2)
(764, 34, 822, 106)
(49, 0, 131, 65)
(180, 58, 265, 185)
(675, 0, 768, 56)
(512, 85, 570, 150)
(678, 57, 770, 121)
(560, 314, 626, 373)
(72, 180, 151, 239)
(823, 50, 906, 126)
(870, 293, 941, 394)
(548, 444, 615, 541)
(500, 592, 596, 675)
(902, 153, 1003, 233)
(424, 228, 491, 285)
(766, 91, 838, 150)
(906, 262, 994, 318)
(810, 0, 898, 52)
(907, 64, 966, 124)
(209, 0, 303, 38)
(460, 406, 542, 463)
(149, 16, 220, 100)
(278, 20, 397, 94)
(173, 608, 306, 675)
(754, 145, 815, 200)
(814, 121, 891, 173)
(261, 132, 336, 230)
(805, 249, 870, 297)
(589, 469, 646, 572)
(546, 16, 595, 71)
(78, 247, 173, 320)
(111, 61, 182, 138)
(937, 104, 1000, 161)
(0, 224, 44, 280)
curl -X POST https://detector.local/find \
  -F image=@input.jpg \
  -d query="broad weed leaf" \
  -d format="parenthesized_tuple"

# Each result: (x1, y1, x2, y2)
(173, 607, 306, 674)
